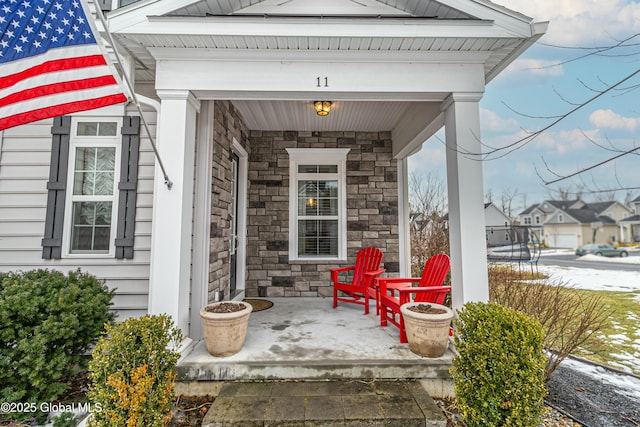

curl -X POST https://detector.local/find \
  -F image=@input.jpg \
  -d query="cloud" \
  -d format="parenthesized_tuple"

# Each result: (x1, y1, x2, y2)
(589, 109, 640, 131)
(505, 0, 640, 46)
(507, 59, 564, 77)
(481, 108, 521, 132)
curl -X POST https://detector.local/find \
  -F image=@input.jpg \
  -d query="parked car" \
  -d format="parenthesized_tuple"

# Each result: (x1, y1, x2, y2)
(575, 244, 628, 257)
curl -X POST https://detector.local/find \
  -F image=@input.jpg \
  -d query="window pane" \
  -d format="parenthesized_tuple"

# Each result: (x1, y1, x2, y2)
(318, 165, 337, 173)
(71, 202, 112, 252)
(298, 164, 338, 174)
(77, 122, 98, 136)
(298, 180, 337, 216)
(73, 147, 115, 196)
(77, 122, 117, 136)
(298, 219, 338, 256)
(98, 122, 118, 136)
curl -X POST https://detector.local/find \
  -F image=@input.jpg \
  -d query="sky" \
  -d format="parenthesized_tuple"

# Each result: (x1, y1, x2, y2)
(408, 0, 640, 213)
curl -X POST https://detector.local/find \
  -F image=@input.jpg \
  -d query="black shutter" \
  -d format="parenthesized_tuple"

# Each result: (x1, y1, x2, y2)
(115, 116, 141, 259)
(42, 116, 71, 259)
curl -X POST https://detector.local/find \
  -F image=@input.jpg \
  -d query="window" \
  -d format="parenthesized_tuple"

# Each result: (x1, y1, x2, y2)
(558, 214, 564, 223)
(523, 217, 532, 225)
(535, 215, 541, 225)
(65, 120, 120, 255)
(42, 116, 140, 259)
(287, 148, 349, 261)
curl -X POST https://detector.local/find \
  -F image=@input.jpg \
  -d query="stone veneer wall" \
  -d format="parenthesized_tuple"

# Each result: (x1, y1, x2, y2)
(208, 100, 250, 303)
(246, 130, 399, 298)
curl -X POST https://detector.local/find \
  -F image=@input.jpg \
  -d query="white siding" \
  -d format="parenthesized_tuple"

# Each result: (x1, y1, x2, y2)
(0, 109, 157, 321)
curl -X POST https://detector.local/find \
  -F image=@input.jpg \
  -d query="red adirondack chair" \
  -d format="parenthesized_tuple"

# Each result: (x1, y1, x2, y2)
(377, 253, 451, 343)
(331, 247, 385, 314)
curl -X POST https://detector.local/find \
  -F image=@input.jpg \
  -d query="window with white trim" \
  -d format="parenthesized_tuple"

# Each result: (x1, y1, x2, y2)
(535, 215, 541, 225)
(64, 119, 120, 256)
(523, 217, 532, 225)
(287, 148, 349, 261)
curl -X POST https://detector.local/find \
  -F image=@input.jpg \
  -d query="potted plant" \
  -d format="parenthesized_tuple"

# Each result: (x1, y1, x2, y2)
(400, 302, 454, 357)
(200, 301, 252, 357)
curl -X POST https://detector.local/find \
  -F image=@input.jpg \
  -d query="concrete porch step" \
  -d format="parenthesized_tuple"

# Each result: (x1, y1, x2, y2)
(201, 380, 447, 427)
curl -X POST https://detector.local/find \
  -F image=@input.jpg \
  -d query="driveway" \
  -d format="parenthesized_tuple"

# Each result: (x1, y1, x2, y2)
(538, 250, 640, 272)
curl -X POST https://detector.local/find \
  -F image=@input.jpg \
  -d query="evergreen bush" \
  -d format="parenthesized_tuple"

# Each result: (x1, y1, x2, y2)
(0, 269, 114, 422)
(452, 302, 547, 427)
(87, 314, 183, 427)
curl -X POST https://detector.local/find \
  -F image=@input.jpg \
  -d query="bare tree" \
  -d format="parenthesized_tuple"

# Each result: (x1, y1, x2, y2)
(499, 188, 519, 218)
(409, 171, 449, 276)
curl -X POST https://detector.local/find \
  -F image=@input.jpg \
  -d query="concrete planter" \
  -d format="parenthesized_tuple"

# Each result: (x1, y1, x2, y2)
(200, 301, 252, 357)
(400, 302, 454, 358)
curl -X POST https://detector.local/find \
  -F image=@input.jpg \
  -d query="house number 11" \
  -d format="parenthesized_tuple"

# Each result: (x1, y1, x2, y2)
(316, 77, 329, 87)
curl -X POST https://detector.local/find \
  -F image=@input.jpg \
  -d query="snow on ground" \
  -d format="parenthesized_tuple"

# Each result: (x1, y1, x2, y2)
(535, 264, 640, 292)
(532, 260, 640, 386)
(560, 357, 640, 400)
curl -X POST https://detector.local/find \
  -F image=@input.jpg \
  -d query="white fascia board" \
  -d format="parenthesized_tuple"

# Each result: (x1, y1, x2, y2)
(147, 48, 492, 64)
(151, 56, 487, 97)
(115, 16, 526, 39)
(437, 0, 544, 37)
(106, 0, 202, 32)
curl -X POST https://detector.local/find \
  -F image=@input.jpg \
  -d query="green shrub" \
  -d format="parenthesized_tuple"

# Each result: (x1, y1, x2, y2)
(88, 314, 183, 427)
(452, 302, 547, 427)
(0, 269, 114, 422)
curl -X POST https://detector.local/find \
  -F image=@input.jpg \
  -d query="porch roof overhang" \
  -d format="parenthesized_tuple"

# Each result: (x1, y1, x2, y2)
(105, 0, 547, 157)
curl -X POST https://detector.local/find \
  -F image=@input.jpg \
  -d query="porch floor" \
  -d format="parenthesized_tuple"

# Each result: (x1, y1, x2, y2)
(178, 297, 454, 388)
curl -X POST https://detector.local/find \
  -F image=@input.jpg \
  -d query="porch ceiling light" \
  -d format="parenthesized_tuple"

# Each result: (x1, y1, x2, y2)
(314, 101, 332, 116)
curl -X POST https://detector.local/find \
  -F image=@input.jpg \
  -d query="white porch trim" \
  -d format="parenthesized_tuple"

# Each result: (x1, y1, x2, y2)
(443, 92, 489, 310)
(231, 138, 249, 298)
(190, 100, 214, 340)
(148, 90, 200, 336)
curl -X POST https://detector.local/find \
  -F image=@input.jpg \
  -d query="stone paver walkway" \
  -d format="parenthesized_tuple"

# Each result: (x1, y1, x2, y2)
(202, 380, 446, 427)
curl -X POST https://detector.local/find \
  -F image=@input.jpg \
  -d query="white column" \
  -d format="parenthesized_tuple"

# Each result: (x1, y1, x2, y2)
(397, 158, 411, 277)
(443, 93, 489, 310)
(149, 90, 200, 336)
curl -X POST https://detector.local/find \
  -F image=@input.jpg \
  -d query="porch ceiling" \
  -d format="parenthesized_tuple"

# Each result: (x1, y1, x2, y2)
(230, 100, 421, 132)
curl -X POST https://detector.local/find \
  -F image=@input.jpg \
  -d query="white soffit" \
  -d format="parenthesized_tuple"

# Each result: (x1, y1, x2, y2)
(231, 100, 414, 131)
(229, 0, 411, 16)
(168, 0, 475, 19)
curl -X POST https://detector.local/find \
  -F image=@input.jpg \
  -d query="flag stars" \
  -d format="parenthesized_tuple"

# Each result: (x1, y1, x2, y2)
(36, 5, 44, 14)
(56, 26, 64, 34)
(33, 40, 41, 48)
(54, 2, 62, 10)
(21, 0, 30, 7)
(38, 31, 46, 38)
(11, 19, 20, 28)
(25, 25, 34, 34)
(67, 32, 74, 40)
(0, 40, 8, 48)
(13, 44, 23, 53)
(71, 0, 79, 7)
(2, 6, 11, 13)
(16, 9, 25, 18)
(62, 17, 69, 25)
(30, 16, 39, 24)
(19, 35, 28, 43)
(66, 9, 74, 17)
(72, 24, 78, 32)
(82, 30, 90, 38)
(43, 21, 51, 29)
(48, 12, 56, 19)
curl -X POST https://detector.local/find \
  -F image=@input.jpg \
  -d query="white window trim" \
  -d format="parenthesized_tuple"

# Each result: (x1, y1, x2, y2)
(62, 117, 122, 258)
(287, 148, 350, 262)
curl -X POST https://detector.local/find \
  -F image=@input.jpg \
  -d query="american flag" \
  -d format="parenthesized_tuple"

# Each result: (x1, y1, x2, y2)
(0, 0, 128, 130)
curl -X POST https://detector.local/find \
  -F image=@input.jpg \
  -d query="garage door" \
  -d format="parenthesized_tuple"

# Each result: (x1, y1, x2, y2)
(548, 233, 579, 249)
